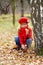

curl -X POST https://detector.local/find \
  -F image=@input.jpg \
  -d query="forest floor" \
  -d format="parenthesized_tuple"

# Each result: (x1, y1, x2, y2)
(0, 14, 43, 65)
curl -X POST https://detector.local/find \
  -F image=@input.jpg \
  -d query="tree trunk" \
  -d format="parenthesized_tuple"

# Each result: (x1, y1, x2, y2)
(12, 9, 15, 24)
(10, 0, 15, 25)
(20, 0, 24, 17)
(30, 0, 43, 54)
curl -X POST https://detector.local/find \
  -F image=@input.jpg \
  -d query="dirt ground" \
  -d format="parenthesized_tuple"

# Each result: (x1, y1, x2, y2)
(0, 45, 43, 65)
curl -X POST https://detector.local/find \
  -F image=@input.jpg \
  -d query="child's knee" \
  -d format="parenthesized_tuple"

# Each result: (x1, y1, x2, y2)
(14, 36, 19, 42)
(26, 39, 32, 44)
(14, 36, 20, 45)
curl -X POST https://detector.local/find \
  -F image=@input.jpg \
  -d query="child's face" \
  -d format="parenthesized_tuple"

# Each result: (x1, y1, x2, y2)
(20, 22, 28, 28)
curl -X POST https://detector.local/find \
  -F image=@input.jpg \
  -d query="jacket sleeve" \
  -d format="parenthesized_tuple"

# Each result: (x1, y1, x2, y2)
(28, 28, 32, 39)
(18, 29, 25, 45)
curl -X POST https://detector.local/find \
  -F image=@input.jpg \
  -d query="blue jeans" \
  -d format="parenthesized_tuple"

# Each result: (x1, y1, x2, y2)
(14, 36, 32, 48)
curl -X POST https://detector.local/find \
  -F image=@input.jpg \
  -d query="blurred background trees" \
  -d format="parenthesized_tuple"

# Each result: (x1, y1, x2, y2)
(0, 0, 10, 14)
(20, 0, 24, 17)
(10, 0, 15, 24)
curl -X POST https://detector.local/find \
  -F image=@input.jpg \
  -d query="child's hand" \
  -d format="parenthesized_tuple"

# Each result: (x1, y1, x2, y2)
(21, 44, 25, 49)
(21, 44, 27, 50)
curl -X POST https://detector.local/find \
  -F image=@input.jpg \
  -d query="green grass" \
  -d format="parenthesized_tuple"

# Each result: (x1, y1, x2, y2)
(0, 14, 19, 32)
(0, 14, 32, 32)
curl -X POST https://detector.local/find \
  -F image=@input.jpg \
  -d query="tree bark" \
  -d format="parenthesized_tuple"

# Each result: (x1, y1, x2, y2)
(20, 0, 24, 17)
(29, 0, 43, 54)
(10, 0, 15, 25)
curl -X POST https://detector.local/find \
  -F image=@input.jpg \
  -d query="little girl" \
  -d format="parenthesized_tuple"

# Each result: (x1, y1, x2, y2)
(15, 17, 33, 50)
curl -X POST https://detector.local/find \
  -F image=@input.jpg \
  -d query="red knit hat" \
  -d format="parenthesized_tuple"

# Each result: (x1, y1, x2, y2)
(18, 17, 28, 24)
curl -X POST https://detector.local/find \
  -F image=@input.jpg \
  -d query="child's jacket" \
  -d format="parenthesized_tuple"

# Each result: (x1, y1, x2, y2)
(18, 27, 32, 45)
